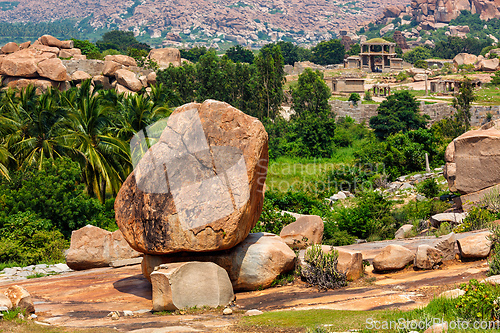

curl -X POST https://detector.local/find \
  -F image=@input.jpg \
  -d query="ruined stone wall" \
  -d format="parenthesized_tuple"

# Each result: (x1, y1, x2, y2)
(330, 100, 500, 127)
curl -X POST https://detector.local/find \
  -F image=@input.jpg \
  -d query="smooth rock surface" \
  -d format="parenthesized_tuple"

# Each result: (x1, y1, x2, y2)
(457, 232, 492, 259)
(148, 48, 181, 68)
(36, 58, 69, 81)
(104, 54, 137, 67)
(151, 262, 234, 311)
(279, 215, 324, 249)
(115, 68, 143, 92)
(395, 224, 413, 239)
(373, 245, 414, 272)
(115, 100, 268, 254)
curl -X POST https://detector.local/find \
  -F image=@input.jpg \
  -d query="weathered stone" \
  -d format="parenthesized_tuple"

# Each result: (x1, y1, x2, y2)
(453, 53, 478, 67)
(476, 58, 499, 72)
(439, 288, 465, 299)
(62, 59, 104, 76)
(5, 286, 35, 313)
(245, 309, 263, 316)
(279, 215, 324, 249)
(66, 225, 142, 270)
(115, 100, 268, 254)
(0, 57, 38, 77)
(435, 232, 456, 260)
(148, 48, 181, 68)
(0, 294, 12, 310)
(19, 41, 31, 50)
(384, 5, 402, 17)
(92, 75, 111, 89)
(429, 213, 467, 227)
(1, 77, 65, 93)
(59, 40, 74, 49)
(1, 42, 19, 54)
(414, 245, 443, 269)
(115, 69, 143, 92)
(102, 61, 122, 77)
(142, 233, 295, 291)
(104, 54, 137, 67)
(457, 232, 492, 259)
(59, 48, 82, 59)
(147, 71, 157, 85)
(299, 245, 363, 281)
(31, 44, 60, 54)
(395, 224, 413, 239)
(73, 55, 87, 60)
(40, 35, 63, 48)
(373, 244, 414, 272)
(444, 120, 500, 194)
(116, 83, 134, 95)
(151, 262, 234, 311)
(36, 58, 69, 81)
(71, 70, 92, 82)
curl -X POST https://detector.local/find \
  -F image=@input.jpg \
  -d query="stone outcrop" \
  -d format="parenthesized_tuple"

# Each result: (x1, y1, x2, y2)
(36, 58, 70, 81)
(414, 245, 443, 270)
(435, 232, 457, 260)
(457, 232, 492, 259)
(115, 68, 143, 92)
(66, 225, 142, 270)
(445, 120, 500, 194)
(148, 48, 182, 68)
(395, 224, 413, 239)
(475, 58, 500, 71)
(429, 212, 467, 227)
(453, 53, 478, 67)
(151, 262, 234, 311)
(115, 100, 268, 255)
(373, 244, 414, 272)
(1, 42, 19, 54)
(142, 233, 296, 291)
(5, 286, 35, 313)
(279, 215, 324, 249)
(104, 54, 137, 67)
(410, 0, 500, 24)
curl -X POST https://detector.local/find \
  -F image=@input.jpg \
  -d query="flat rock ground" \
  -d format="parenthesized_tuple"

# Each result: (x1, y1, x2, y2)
(0, 232, 489, 333)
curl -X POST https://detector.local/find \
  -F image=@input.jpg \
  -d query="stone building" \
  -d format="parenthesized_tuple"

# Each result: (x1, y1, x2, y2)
(326, 76, 365, 94)
(344, 38, 403, 72)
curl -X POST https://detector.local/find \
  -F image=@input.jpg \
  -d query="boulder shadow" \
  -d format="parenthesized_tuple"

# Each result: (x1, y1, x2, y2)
(113, 274, 152, 300)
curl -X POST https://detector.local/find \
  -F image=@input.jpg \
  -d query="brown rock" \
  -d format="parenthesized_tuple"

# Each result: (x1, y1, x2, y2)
(116, 83, 134, 95)
(384, 5, 402, 17)
(40, 34, 63, 48)
(115, 100, 268, 254)
(115, 69, 143, 91)
(66, 225, 142, 270)
(142, 233, 296, 291)
(104, 54, 137, 67)
(453, 53, 478, 67)
(102, 60, 122, 77)
(373, 244, 414, 272)
(36, 58, 69, 81)
(60, 40, 74, 49)
(279, 215, 324, 249)
(59, 48, 82, 59)
(457, 232, 492, 259)
(30, 44, 60, 55)
(414, 245, 443, 269)
(73, 55, 87, 60)
(0, 57, 38, 77)
(435, 232, 456, 260)
(2, 77, 64, 93)
(92, 75, 111, 89)
(1, 42, 19, 54)
(393, 31, 409, 50)
(151, 262, 234, 311)
(19, 41, 31, 50)
(445, 120, 500, 194)
(148, 48, 181, 69)
(147, 71, 157, 85)
(71, 70, 92, 82)
(0, 294, 12, 310)
(476, 58, 499, 71)
(5, 286, 35, 313)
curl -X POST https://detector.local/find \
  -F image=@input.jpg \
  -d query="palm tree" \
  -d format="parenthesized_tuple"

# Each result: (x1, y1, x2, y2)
(60, 80, 131, 202)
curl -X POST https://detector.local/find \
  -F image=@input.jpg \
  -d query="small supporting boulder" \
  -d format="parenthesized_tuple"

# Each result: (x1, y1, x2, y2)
(457, 232, 492, 259)
(414, 245, 443, 270)
(373, 244, 414, 272)
(5, 286, 35, 313)
(102, 60, 122, 76)
(429, 213, 467, 228)
(395, 224, 413, 239)
(279, 215, 324, 249)
(151, 262, 234, 311)
(435, 232, 456, 260)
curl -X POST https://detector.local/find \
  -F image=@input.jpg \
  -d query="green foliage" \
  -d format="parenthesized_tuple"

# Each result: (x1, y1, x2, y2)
(302, 245, 347, 290)
(396, 71, 409, 82)
(348, 93, 360, 104)
(333, 116, 372, 149)
(402, 46, 431, 64)
(347, 44, 360, 56)
(454, 206, 495, 233)
(432, 36, 492, 59)
(291, 68, 331, 117)
(369, 91, 429, 140)
(364, 90, 372, 101)
(180, 46, 209, 63)
(492, 71, 500, 85)
(456, 279, 500, 321)
(261, 41, 312, 65)
(417, 178, 440, 198)
(414, 59, 428, 69)
(71, 39, 101, 59)
(311, 39, 345, 65)
(453, 77, 477, 131)
(0, 211, 68, 265)
(97, 30, 150, 52)
(225, 45, 254, 63)
(251, 198, 295, 235)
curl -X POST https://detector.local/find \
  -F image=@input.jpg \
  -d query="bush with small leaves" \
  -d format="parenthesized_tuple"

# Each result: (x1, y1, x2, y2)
(417, 178, 440, 198)
(302, 244, 347, 290)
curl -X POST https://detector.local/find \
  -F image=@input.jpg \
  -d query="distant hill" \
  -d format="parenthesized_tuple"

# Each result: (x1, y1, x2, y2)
(0, 0, 408, 48)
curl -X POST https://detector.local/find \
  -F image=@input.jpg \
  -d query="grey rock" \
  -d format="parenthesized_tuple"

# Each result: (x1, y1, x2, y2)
(244, 309, 263, 316)
(395, 224, 413, 239)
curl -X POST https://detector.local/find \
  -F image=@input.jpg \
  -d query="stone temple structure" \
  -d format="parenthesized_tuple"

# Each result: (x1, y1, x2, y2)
(345, 38, 403, 72)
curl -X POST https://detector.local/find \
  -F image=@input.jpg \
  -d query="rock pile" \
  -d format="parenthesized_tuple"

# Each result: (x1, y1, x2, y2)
(0, 263, 72, 281)
(453, 53, 500, 71)
(409, 0, 500, 24)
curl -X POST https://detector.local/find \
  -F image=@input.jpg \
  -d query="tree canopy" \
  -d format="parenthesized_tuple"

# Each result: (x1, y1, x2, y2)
(311, 39, 345, 65)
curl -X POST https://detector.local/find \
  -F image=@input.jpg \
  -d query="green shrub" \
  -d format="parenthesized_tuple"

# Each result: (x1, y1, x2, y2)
(454, 206, 495, 233)
(396, 71, 409, 82)
(364, 90, 372, 101)
(348, 93, 360, 104)
(414, 59, 428, 69)
(251, 199, 295, 235)
(417, 178, 440, 198)
(456, 279, 500, 321)
(302, 244, 347, 290)
(492, 72, 500, 85)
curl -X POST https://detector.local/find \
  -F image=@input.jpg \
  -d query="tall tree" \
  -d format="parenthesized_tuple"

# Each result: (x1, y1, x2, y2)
(225, 45, 254, 64)
(453, 77, 477, 132)
(311, 40, 345, 65)
(291, 68, 331, 118)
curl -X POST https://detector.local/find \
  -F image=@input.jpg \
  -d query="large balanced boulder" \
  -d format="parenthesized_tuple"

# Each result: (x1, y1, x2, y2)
(142, 233, 296, 291)
(373, 244, 414, 272)
(36, 58, 69, 81)
(115, 100, 268, 254)
(279, 215, 324, 249)
(414, 245, 443, 270)
(151, 262, 234, 311)
(115, 68, 143, 92)
(0, 57, 38, 77)
(148, 48, 181, 68)
(444, 120, 500, 194)
(66, 225, 142, 270)
(475, 58, 499, 71)
(457, 232, 492, 259)
(299, 245, 363, 281)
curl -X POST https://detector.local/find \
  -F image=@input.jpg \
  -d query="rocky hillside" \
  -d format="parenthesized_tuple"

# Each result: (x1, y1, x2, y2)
(410, 0, 500, 23)
(0, 0, 406, 48)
